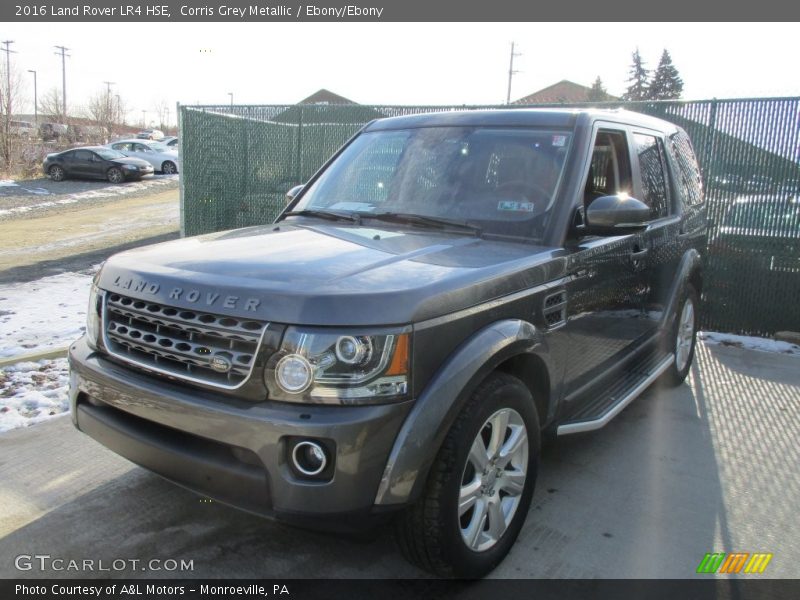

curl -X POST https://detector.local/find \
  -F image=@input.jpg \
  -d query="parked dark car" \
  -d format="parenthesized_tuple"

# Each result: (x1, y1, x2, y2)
(69, 109, 706, 577)
(707, 194, 799, 330)
(44, 146, 154, 183)
(39, 122, 69, 141)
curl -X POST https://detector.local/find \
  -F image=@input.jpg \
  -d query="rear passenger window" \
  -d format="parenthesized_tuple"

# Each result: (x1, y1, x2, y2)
(667, 130, 703, 207)
(634, 133, 670, 219)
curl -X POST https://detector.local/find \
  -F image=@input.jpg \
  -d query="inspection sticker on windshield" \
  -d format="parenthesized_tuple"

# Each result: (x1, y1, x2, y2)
(552, 135, 567, 147)
(498, 200, 535, 212)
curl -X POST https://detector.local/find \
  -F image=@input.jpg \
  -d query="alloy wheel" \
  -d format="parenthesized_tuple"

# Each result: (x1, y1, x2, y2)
(459, 407, 528, 552)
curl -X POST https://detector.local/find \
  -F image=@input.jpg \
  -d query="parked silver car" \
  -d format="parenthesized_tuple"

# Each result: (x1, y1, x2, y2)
(107, 139, 179, 174)
(136, 129, 165, 140)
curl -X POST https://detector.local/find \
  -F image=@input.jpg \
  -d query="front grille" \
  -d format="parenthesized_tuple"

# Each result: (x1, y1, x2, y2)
(103, 293, 267, 388)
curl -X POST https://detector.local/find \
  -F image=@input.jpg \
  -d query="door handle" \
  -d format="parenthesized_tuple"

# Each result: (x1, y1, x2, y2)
(630, 248, 649, 260)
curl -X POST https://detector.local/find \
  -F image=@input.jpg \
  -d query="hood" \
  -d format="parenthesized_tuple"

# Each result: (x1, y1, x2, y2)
(111, 157, 152, 168)
(98, 223, 566, 326)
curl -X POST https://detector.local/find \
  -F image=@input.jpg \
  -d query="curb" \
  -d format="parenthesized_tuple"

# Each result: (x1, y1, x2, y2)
(0, 346, 70, 368)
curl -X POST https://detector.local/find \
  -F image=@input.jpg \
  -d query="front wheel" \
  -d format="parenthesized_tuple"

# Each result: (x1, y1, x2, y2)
(662, 284, 699, 386)
(107, 167, 124, 184)
(49, 165, 65, 182)
(161, 160, 177, 175)
(395, 372, 539, 578)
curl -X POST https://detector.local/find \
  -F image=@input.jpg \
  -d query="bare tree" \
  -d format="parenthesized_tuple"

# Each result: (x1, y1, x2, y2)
(39, 87, 67, 122)
(152, 98, 170, 131)
(87, 87, 116, 141)
(113, 94, 129, 130)
(0, 56, 26, 169)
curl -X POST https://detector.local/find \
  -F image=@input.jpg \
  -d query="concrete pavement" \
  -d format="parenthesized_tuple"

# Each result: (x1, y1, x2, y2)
(1, 342, 797, 578)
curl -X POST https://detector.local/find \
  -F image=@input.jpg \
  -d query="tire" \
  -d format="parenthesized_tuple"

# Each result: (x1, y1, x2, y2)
(49, 165, 65, 182)
(161, 161, 177, 175)
(661, 284, 699, 386)
(107, 167, 124, 184)
(395, 372, 540, 578)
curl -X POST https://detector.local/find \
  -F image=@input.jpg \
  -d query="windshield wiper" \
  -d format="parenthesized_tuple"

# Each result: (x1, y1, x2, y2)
(363, 212, 481, 235)
(283, 209, 361, 224)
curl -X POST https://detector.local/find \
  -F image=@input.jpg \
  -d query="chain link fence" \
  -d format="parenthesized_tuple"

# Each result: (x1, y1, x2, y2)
(179, 98, 800, 336)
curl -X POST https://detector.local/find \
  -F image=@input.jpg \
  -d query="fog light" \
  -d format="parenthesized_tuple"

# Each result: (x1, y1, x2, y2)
(275, 354, 313, 393)
(292, 441, 327, 476)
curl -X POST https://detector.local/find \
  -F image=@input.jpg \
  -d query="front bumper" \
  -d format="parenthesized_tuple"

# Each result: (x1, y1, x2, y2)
(68, 336, 412, 530)
(127, 167, 154, 178)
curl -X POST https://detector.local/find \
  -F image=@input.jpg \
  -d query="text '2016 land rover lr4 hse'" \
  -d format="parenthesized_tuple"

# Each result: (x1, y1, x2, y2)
(69, 109, 706, 577)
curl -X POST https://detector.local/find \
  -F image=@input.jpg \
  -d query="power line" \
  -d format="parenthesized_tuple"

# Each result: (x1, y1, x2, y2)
(54, 45, 70, 116)
(506, 41, 522, 105)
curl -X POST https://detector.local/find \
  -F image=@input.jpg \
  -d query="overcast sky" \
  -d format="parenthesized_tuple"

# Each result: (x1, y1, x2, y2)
(4, 22, 799, 126)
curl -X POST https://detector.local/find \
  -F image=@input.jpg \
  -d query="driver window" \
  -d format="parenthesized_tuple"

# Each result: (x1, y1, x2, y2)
(584, 130, 632, 209)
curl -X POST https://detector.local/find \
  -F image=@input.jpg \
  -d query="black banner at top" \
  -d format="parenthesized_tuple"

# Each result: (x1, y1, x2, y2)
(3, 0, 800, 22)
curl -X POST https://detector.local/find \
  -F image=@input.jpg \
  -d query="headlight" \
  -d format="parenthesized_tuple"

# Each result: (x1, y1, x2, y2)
(122, 164, 138, 170)
(265, 327, 410, 405)
(86, 283, 103, 349)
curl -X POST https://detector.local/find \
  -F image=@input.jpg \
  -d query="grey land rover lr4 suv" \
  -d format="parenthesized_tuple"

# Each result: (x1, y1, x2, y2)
(69, 109, 706, 577)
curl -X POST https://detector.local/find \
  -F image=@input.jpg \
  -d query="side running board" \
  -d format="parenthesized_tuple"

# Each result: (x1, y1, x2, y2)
(557, 353, 675, 435)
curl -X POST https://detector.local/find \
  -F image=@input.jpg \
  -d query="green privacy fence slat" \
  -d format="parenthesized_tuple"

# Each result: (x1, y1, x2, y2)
(179, 99, 800, 336)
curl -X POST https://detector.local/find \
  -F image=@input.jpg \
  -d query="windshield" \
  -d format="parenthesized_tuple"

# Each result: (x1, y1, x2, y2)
(95, 149, 126, 160)
(148, 143, 169, 152)
(291, 127, 572, 240)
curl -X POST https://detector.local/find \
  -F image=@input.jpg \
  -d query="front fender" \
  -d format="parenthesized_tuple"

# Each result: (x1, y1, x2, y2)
(659, 248, 703, 331)
(374, 319, 544, 506)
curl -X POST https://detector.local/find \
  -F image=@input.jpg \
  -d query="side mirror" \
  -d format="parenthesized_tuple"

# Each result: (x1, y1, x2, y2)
(285, 184, 304, 206)
(585, 194, 650, 234)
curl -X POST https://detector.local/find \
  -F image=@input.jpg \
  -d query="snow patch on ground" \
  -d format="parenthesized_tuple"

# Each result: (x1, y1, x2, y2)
(0, 197, 73, 217)
(65, 175, 175, 202)
(0, 175, 175, 217)
(0, 358, 70, 432)
(0, 269, 95, 358)
(699, 331, 800, 356)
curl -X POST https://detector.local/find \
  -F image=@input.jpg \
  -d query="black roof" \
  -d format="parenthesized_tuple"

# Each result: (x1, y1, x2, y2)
(363, 108, 679, 133)
(56, 146, 106, 153)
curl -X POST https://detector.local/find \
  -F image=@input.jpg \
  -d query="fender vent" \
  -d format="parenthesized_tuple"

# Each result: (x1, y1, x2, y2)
(543, 291, 567, 328)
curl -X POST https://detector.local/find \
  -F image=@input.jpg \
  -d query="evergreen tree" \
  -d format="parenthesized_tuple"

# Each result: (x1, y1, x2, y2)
(587, 76, 609, 102)
(649, 49, 684, 100)
(623, 48, 649, 101)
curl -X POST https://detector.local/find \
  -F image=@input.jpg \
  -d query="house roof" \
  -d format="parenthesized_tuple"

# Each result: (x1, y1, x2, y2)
(274, 88, 384, 124)
(514, 80, 618, 104)
(297, 88, 357, 105)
